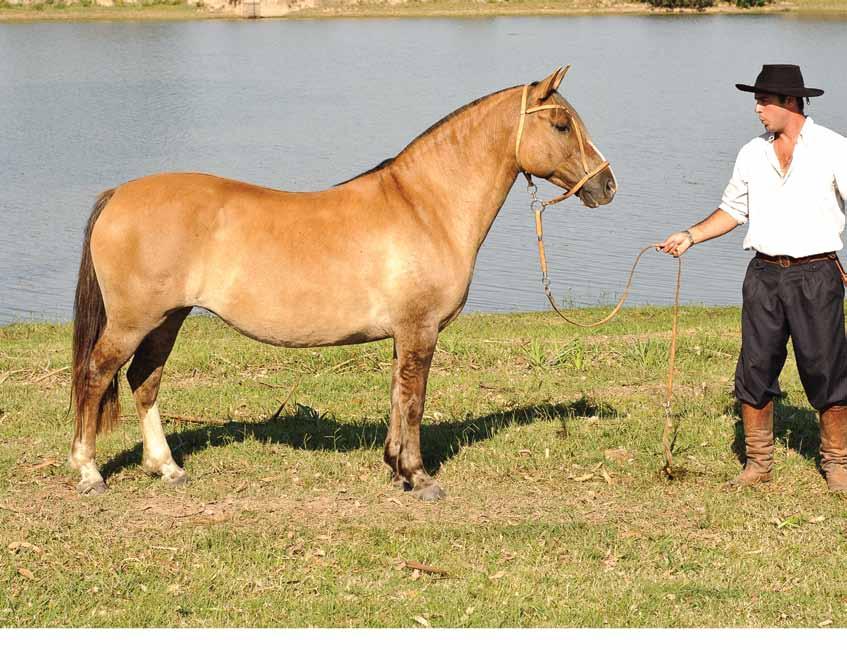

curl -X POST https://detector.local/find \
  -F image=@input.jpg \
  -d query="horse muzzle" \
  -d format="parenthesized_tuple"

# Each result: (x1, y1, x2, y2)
(577, 168, 617, 208)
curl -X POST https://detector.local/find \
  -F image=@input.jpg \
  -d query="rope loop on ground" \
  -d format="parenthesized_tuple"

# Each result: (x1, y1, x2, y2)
(529, 194, 682, 476)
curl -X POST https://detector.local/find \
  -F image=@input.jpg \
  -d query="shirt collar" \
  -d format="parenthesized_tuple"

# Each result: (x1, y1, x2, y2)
(767, 116, 814, 143)
(799, 116, 814, 141)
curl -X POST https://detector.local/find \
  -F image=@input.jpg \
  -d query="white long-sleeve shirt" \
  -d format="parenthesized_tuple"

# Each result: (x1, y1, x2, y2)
(719, 117, 847, 257)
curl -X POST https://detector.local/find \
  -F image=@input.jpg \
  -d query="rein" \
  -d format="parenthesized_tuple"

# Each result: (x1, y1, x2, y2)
(516, 82, 681, 475)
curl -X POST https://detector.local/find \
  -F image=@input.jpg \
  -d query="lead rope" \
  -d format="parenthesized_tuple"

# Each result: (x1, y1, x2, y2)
(528, 180, 682, 477)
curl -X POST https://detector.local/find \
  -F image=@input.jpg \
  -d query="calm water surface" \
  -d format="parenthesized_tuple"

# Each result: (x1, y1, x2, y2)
(1, 15, 846, 324)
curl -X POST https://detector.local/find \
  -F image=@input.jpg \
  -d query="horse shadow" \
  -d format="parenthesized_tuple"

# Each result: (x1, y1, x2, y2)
(729, 393, 821, 468)
(100, 395, 618, 481)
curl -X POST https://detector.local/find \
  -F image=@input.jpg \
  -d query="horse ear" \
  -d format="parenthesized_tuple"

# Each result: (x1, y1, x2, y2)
(537, 65, 572, 101)
(554, 64, 571, 89)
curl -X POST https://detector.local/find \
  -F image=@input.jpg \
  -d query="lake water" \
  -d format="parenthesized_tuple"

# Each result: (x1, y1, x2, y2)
(1, 14, 846, 325)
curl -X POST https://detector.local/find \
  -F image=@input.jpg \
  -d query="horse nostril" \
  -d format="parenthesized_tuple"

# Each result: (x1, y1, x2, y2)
(606, 179, 616, 195)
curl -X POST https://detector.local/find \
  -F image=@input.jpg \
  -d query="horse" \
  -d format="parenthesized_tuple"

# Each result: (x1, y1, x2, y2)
(70, 66, 617, 500)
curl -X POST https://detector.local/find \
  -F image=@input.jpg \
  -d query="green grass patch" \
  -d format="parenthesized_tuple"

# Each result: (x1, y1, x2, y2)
(3, 0, 843, 22)
(2, 307, 847, 626)
(0, 1, 208, 21)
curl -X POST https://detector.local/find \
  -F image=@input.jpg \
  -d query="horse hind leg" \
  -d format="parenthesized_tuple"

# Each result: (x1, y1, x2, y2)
(70, 325, 144, 495)
(126, 308, 191, 486)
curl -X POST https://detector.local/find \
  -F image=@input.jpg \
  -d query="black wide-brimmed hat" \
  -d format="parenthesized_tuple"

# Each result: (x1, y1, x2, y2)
(736, 64, 823, 97)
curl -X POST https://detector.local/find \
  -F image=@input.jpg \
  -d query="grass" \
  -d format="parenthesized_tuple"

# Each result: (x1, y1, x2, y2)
(0, 1, 208, 20)
(1, 0, 846, 22)
(2, 307, 847, 627)
(791, 0, 847, 10)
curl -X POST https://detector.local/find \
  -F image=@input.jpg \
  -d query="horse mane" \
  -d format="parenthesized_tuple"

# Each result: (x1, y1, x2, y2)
(334, 158, 396, 186)
(335, 83, 528, 186)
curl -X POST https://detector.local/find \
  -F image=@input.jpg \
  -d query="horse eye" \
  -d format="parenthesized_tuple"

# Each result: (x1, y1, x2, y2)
(555, 123, 571, 134)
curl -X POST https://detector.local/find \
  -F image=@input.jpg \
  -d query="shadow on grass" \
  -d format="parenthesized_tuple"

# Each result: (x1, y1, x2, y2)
(730, 393, 821, 467)
(100, 395, 619, 480)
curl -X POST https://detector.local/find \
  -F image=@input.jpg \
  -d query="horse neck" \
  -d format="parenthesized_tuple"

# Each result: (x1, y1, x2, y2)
(387, 88, 521, 256)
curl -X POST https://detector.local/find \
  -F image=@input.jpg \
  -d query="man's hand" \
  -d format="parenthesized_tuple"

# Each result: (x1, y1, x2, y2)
(656, 210, 739, 257)
(657, 231, 694, 257)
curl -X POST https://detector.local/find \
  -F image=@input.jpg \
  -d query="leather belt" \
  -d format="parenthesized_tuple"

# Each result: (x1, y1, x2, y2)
(755, 251, 837, 268)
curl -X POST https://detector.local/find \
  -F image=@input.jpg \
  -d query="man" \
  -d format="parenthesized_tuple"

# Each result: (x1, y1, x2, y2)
(658, 64, 847, 493)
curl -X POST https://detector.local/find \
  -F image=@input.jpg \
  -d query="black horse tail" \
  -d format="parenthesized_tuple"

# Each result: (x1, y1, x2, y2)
(71, 188, 117, 442)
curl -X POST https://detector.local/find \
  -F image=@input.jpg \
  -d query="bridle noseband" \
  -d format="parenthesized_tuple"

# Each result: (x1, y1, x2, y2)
(514, 83, 611, 208)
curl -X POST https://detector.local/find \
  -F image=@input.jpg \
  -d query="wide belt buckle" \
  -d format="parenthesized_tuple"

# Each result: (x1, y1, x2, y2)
(778, 256, 791, 268)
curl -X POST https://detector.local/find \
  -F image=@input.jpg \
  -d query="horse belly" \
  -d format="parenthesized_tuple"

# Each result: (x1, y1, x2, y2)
(199, 263, 393, 348)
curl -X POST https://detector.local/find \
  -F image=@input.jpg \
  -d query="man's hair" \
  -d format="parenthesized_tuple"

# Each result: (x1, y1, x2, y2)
(777, 94, 809, 115)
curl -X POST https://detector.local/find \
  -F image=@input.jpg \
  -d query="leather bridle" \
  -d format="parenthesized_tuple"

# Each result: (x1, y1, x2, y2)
(514, 82, 611, 209)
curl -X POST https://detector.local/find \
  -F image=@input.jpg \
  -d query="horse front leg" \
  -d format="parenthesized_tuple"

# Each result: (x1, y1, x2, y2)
(384, 342, 407, 490)
(389, 326, 444, 501)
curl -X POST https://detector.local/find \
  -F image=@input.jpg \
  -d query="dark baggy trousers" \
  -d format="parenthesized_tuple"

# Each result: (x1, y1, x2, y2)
(735, 255, 847, 411)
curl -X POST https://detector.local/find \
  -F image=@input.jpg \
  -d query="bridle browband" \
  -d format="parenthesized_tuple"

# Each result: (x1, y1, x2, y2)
(514, 83, 611, 208)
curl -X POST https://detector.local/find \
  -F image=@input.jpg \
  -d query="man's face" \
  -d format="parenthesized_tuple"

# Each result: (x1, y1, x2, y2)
(754, 93, 796, 133)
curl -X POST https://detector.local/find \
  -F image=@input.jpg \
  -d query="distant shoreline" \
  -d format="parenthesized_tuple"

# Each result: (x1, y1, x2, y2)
(1, 1, 844, 24)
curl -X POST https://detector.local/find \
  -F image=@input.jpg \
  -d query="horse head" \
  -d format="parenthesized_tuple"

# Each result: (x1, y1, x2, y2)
(516, 66, 617, 208)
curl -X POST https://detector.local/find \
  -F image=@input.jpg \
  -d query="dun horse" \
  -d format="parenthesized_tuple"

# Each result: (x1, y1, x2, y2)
(70, 67, 617, 499)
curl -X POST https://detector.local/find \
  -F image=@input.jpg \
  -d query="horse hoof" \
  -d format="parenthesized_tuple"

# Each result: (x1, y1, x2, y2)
(77, 479, 107, 496)
(162, 470, 189, 487)
(412, 483, 446, 502)
(391, 476, 410, 491)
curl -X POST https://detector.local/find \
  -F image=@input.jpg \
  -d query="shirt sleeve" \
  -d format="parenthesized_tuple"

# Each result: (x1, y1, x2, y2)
(834, 133, 847, 208)
(719, 150, 749, 224)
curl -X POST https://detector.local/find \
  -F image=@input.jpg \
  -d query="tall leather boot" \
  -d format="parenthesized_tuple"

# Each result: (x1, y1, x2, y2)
(818, 405, 847, 493)
(727, 401, 774, 487)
